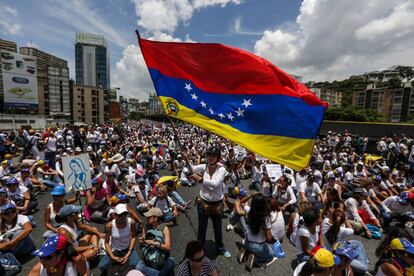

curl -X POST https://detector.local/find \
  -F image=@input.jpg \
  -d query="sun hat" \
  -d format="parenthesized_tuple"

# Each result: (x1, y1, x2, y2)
(334, 242, 359, 260)
(50, 185, 65, 196)
(390, 238, 414, 255)
(144, 207, 163, 218)
(111, 153, 124, 163)
(33, 235, 67, 257)
(311, 246, 341, 268)
(58, 205, 82, 218)
(114, 204, 128, 215)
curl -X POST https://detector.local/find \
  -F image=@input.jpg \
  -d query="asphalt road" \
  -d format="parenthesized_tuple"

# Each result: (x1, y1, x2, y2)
(19, 169, 381, 275)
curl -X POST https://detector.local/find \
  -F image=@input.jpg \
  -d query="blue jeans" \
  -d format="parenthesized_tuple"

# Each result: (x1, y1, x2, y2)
(197, 203, 225, 253)
(229, 212, 248, 234)
(45, 151, 56, 170)
(163, 211, 175, 223)
(3, 235, 36, 258)
(98, 249, 140, 271)
(349, 240, 369, 274)
(245, 241, 274, 263)
(136, 256, 175, 276)
(169, 191, 186, 206)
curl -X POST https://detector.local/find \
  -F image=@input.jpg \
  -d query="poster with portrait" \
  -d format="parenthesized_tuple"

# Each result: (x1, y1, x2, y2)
(62, 154, 91, 192)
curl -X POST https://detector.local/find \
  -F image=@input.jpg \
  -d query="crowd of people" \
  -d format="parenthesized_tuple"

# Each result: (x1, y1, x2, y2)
(0, 120, 413, 275)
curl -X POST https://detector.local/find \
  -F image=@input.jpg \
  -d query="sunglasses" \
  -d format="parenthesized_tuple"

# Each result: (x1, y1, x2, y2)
(4, 209, 16, 216)
(191, 254, 204, 262)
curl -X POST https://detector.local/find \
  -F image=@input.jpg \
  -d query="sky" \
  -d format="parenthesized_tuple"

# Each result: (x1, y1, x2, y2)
(1, 0, 414, 101)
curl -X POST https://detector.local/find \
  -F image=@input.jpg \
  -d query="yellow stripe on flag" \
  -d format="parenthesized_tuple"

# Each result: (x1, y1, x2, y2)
(160, 96, 315, 170)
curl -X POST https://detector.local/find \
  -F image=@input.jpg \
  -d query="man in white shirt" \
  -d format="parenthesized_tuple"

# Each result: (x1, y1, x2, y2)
(382, 192, 414, 228)
(298, 175, 324, 210)
(345, 188, 381, 238)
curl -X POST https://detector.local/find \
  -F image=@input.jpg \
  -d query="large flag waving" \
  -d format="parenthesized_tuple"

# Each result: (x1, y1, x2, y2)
(138, 36, 327, 170)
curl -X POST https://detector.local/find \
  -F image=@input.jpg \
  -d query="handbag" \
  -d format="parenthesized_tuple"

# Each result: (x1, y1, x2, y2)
(197, 197, 223, 217)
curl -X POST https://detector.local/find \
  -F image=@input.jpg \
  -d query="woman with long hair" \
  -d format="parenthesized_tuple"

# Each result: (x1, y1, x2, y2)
(268, 197, 285, 242)
(321, 209, 353, 249)
(241, 193, 274, 271)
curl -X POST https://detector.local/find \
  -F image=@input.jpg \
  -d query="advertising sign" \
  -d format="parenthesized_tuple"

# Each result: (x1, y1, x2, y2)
(265, 164, 283, 182)
(1, 50, 38, 108)
(76, 32, 106, 46)
(62, 154, 92, 192)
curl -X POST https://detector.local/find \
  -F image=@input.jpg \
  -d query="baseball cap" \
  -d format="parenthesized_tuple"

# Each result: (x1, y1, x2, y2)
(334, 242, 359, 260)
(1, 203, 16, 214)
(390, 238, 414, 255)
(50, 185, 65, 196)
(6, 177, 19, 186)
(86, 146, 93, 152)
(21, 168, 30, 173)
(398, 192, 414, 205)
(75, 147, 82, 152)
(114, 204, 128, 215)
(233, 186, 247, 197)
(111, 193, 128, 204)
(144, 207, 163, 218)
(0, 188, 8, 196)
(36, 160, 46, 166)
(58, 205, 82, 218)
(4, 154, 13, 159)
(311, 246, 341, 268)
(33, 235, 67, 257)
(1, 160, 9, 165)
(327, 171, 335, 179)
(353, 188, 368, 197)
(92, 176, 104, 185)
(106, 171, 116, 177)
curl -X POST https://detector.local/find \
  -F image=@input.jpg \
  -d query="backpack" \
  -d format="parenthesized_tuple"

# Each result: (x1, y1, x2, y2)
(141, 224, 168, 270)
(0, 252, 21, 276)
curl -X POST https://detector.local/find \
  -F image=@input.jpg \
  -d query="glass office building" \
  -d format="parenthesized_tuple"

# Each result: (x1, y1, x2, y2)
(75, 33, 110, 89)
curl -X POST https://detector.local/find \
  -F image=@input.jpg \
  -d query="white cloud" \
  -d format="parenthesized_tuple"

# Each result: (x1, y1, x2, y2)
(41, 0, 128, 47)
(192, 0, 242, 9)
(254, 0, 414, 81)
(113, 33, 195, 100)
(0, 5, 21, 35)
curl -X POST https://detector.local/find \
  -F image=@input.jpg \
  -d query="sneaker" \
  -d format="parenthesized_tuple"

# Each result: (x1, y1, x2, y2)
(222, 250, 231, 258)
(226, 224, 234, 231)
(245, 253, 254, 272)
(237, 247, 246, 264)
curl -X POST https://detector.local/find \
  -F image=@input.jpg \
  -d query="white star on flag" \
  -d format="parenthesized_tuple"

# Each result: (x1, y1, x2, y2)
(235, 108, 245, 117)
(227, 112, 234, 121)
(209, 108, 215, 115)
(218, 113, 225, 119)
(242, 98, 252, 108)
(191, 93, 198, 101)
(200, 100, 207, 108)
(184, 83, 192, 91)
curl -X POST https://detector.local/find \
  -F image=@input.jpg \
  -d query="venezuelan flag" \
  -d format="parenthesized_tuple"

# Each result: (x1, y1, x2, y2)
(138, 38, 327, 170)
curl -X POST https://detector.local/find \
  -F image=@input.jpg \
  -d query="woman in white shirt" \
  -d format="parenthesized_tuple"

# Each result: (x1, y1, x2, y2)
(242, 193, 274, 271)
(268, 197, 285, 242)
(321, 209, 354, 249)
(189, 146, 231, 258)
(273, 175, 297, 213)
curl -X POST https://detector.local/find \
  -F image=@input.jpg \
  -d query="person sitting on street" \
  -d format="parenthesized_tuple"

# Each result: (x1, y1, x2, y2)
(147, 186, 178, 224)
(293, 246, 340, 276)
(298, 175, 324, 210)
(6, 176, 37, 215)
(375, 238, 414, 276)
(177, 240, 218, 276)
(381, 191, 414, 228)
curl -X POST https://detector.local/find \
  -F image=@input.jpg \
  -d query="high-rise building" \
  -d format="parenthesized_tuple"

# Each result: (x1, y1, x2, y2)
(19, 47, 71, 120)
(75, 33, 110, 89)
(71, 83, 105, 124)
(309, 87, 343, 107)
(148, 93, 164, 115)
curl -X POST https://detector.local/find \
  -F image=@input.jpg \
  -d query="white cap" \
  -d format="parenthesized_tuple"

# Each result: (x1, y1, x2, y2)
(114, 204, 128, 215)
(75, 147, 82, 152)
(87, 146, 93, 152)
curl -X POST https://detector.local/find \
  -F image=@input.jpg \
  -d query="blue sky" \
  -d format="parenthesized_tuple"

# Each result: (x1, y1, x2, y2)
(1, 0, 413, 100)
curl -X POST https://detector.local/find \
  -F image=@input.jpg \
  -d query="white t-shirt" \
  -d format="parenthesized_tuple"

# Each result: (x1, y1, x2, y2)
(321, 217, 354, 249)
(273, 186, 297, 205)
(382, 196, 414, 216)
(133, 185, 150, 202)
(7, 185, 29, 203)
(295, 225, 320, 255)
(191, 164, 227, 202)
(148, 196, 176, 214)
(298, 182, 321, 203)
(0, 214, 30, 236)
(270, 211, 285, 242)
(246, 217, 271, 243)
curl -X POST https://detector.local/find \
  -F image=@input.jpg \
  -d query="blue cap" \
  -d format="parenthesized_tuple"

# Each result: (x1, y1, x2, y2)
(57, 205, 82, 218)
(21, 168, 30, 173)
(33, 235, 66, 257)
(334, 242, 359, 260)
(50, 185, 65, 196)
(113, 193, 127, 201)
(5, 177, 19, 186)
(1, 203, 16, 213)
(391, 238, 414, 255)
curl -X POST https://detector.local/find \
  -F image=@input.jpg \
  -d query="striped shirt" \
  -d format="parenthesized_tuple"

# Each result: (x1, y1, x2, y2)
(177, 257, 215, 276)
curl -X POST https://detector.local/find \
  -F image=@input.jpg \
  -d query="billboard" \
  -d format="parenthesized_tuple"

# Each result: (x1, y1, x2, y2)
(1, 50, 39, 108)
(76, 32, 106, 46)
